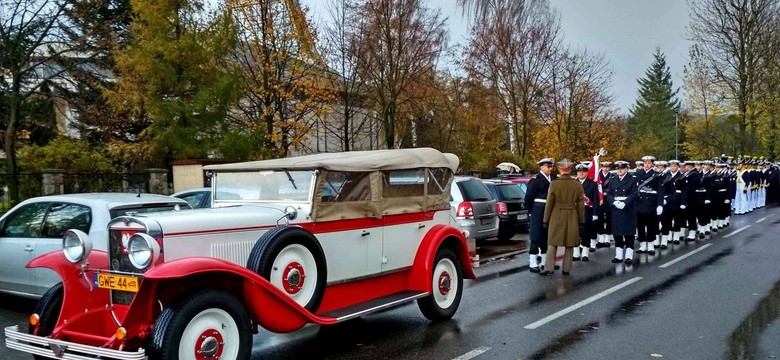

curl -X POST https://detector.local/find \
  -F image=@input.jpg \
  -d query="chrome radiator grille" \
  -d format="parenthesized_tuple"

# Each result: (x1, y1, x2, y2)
(108, 219, 149, 305)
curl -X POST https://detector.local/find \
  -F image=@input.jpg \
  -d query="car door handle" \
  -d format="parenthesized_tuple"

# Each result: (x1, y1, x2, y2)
(361, 231, 371, 237)
(24, 245, 34, 252)
(418, 223, 426, 229)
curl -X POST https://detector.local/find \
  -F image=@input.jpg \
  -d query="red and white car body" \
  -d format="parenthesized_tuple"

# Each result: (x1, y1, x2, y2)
(5, 148, 475, 360)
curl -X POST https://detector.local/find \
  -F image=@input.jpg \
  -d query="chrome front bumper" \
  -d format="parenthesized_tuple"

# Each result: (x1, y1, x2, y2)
(4, 325, 145, 360)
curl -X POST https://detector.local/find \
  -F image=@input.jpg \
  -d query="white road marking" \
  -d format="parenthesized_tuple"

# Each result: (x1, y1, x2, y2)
(524, 277, 643, 330)
(659, 244, 713, 269)
(724, 225, 751, 238)
(451, 346, 491, 360)
(756, 216, 768, 223)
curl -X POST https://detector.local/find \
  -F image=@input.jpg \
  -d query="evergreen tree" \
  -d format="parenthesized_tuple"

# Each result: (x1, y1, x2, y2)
(106, 0, 241, 167)
(627, 48, 681, 159)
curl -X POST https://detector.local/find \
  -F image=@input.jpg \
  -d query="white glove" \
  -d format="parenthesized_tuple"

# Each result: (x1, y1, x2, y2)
(704, 199, 711, 204)
(656, 205, 663, 216)
(614, 201, 625, 210)
(680, 204, 687, 210)
(592, 215, 598, 221)
(664, 199, 667, 205)
(725, 199, 731, 204)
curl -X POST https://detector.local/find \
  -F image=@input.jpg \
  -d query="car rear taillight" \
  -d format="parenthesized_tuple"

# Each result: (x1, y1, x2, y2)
(496, 202, 508, 215)
(456, 201, 474, 219)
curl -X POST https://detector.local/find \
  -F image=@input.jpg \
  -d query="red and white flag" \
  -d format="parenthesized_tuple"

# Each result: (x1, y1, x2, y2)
(588, 148, 605, 202)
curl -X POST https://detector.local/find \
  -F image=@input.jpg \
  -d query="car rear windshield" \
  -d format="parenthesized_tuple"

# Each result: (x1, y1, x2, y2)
(110, 204, 185, 218)
(495, 184, 525, 201)
(457, 180, 492, 201)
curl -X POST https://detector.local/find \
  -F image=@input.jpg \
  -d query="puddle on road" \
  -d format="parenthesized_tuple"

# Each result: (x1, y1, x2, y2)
(606, 248, 732, 324)
(726, 279, 780, 360)
(526, 266, 634, 306)
(522, 248, 732, 358)
(526, 322, 600, 360)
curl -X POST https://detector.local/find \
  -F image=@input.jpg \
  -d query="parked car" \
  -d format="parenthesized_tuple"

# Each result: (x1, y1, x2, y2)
(171, 187, 211, 208)
(0, 193, 190, 298)
(495, 174, 532, 193)
(483, 180, 529, 240)
(6, 148, 475, 360)
(450, 176, 499, 241)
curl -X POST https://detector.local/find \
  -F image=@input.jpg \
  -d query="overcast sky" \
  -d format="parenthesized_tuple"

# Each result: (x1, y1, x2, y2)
(303, 0, 692, 115)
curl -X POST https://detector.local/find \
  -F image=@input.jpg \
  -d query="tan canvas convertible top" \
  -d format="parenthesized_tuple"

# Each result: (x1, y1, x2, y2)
(207, 148, 458, 222)
(204, 147, 459, 173)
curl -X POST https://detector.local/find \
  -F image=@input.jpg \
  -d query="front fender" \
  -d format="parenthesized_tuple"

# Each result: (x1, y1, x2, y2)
(407, 225, 476, 293)
(137, 258, 337, 333)
(27, 251, 114, 342)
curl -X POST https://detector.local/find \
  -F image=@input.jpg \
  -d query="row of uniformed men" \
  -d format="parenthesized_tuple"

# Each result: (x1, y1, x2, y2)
(523, 155, 779, 272)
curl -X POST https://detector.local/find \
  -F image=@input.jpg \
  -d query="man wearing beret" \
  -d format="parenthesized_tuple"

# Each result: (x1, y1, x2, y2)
(542, 159, 584, 275)
(524, 158, 556, 272)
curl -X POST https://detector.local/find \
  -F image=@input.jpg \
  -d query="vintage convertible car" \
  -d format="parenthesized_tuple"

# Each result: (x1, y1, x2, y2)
(5, 147, 475, 360)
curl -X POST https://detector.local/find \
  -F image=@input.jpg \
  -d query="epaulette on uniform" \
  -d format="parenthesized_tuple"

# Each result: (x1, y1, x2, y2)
(531, 175, 538, 179)
(631, 175, 637, 178)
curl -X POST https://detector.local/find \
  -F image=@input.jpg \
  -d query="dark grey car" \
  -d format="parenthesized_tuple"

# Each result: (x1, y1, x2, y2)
(483, 180, 528, 241)
(449, 176, 499, 241)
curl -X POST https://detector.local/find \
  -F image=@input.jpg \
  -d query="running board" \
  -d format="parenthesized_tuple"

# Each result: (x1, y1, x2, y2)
(318, 291, 429, 322)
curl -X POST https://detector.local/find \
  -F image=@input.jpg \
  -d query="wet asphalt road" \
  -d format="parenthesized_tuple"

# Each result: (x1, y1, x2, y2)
(1, 206, 779, 359)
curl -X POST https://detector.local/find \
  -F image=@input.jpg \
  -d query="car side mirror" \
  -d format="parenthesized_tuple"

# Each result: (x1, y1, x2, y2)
(284, 206, 298, 221)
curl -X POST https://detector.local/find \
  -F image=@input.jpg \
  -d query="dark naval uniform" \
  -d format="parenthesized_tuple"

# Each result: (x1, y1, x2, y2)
(660, 168, 682, 247)
(683, 165, 701, 240)
(577, 171, 600, 260)
(524, 158, 556, 272)
(605, 161, 638, 263)
(668, 165, 688, 244)
(636, 168, 664, 254)
(697, 164, 715, 237)
(595, 166, 614, 249)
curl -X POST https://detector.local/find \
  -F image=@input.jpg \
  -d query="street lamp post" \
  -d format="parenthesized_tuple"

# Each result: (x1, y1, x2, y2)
(674, 113, 679, 159)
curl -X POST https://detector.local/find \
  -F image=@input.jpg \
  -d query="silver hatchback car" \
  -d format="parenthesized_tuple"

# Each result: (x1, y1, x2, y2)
(0, 193, 190, 298)
(450, 176, 499, 241)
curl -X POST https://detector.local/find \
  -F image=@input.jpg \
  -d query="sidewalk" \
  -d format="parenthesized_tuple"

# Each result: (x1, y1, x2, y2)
(475, 233, 528, 264)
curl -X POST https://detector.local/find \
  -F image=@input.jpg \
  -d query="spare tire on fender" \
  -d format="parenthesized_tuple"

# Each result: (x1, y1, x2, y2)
(246, 226, 327, 312)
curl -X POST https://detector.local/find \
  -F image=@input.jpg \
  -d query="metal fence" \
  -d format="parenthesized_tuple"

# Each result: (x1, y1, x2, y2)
(0, 172, 153, 214)
(62, 173, 148, 194)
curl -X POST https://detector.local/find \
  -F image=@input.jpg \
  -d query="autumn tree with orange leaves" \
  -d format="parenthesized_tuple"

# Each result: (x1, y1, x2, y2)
(228, 0, 334, 158)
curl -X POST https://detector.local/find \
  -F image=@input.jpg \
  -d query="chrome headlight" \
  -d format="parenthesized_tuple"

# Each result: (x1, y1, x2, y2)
(127, 233, 160, 270)
(62, 229, 93, 264)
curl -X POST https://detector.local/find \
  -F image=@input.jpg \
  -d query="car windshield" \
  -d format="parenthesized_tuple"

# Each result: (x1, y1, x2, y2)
(457, 179, 492, 201)
(495, 184, 525, 201)
(214, 170, 314, 202)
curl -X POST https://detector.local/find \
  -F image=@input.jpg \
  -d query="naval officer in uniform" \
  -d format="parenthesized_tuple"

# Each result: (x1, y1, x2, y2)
(524, 158, 556, 272)
(606, 161, 639, 263)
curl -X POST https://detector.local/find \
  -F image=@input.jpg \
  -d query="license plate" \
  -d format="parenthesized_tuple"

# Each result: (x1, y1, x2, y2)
(518, 214, 527, 220)
(94, 273, 140, 293)
(480, 218, 492, 225)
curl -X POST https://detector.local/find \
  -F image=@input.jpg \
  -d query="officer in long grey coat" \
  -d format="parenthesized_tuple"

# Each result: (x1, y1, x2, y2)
(605, 161, 638, 263)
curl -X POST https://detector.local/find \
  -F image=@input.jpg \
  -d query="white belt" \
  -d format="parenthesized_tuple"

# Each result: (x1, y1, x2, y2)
(718, 189, 727, 192)
(534, 198, 547, 203)
(695, 189, 706, 192)
(640, 190, 657, 194)
(614, 196, 627, 201)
